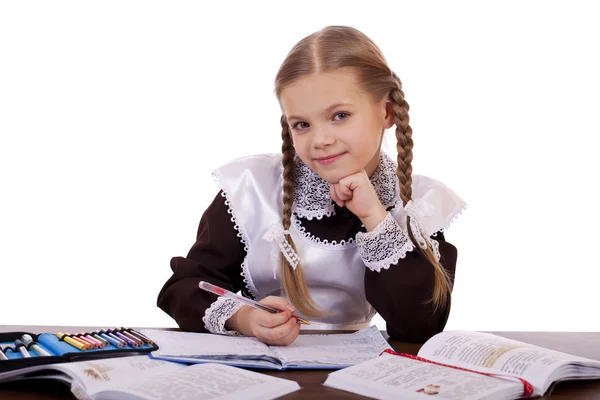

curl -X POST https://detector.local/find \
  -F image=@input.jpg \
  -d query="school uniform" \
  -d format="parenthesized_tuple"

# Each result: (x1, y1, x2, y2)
(157, 151, 466, 342)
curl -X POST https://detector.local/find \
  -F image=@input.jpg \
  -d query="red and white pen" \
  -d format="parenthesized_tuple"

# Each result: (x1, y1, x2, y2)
(199, 281, 310, 325)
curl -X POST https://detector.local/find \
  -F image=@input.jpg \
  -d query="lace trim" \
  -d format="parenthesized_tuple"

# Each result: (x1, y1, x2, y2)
(355, 212, 415, 272)
(212, 171, 259, 300)
(292, 156, 336, 220)
(292, 152, 400, 220)
(202, 297, 244, 335)
(439, 202, 468, 233)
(291, 213, 357, 249)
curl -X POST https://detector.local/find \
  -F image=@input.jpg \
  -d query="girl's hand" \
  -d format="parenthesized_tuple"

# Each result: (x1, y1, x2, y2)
(226, 296, 300, 346)
(329, 170, 387, 231)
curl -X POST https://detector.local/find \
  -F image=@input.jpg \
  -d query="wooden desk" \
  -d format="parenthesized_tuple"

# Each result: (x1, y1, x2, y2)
(1, 326, 600, 399)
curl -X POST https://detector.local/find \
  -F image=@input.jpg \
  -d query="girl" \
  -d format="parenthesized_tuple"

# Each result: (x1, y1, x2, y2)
(157, 26, 466, 345)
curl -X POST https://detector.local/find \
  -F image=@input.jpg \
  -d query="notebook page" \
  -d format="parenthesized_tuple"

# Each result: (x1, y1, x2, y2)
(141, 330, 274, 359)
(271, 325, 393, 367)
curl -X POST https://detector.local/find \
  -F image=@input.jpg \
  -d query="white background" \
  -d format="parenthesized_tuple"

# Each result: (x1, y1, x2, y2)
(1, 1, 598, 331)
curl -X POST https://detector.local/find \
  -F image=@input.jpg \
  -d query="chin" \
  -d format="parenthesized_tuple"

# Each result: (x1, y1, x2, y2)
(313, 169, 346, 184)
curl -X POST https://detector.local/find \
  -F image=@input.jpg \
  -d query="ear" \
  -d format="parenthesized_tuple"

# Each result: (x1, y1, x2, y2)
(382, 100, 394, 129)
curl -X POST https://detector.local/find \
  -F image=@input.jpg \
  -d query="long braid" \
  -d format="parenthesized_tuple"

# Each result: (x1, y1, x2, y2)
(390, 73, 452, 311)
(280, 115, 326, 317)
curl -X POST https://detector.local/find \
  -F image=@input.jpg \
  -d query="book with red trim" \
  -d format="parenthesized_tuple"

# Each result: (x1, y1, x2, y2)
(324, 330, 600, 399)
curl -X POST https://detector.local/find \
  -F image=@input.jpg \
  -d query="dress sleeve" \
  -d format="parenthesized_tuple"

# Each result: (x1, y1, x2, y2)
(156, 191, 247, 333)
(362, 225, 458, 343)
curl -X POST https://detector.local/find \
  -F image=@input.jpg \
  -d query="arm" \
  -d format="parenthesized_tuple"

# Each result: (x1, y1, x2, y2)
(156, 191, 247, 333)
(357, 213, 458, 343)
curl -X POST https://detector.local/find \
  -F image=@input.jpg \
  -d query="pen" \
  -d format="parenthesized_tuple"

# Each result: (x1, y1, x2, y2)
(199, 281, 310, 325)
(0, 347, 8, 361)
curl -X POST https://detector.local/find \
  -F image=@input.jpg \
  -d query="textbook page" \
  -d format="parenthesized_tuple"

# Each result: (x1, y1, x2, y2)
(140, 329, 280, 365)
(323, 352, 523, 400)
(96, 363, 301, 400)
(417, 331, 600, 395)
(50, 356, 185, 398)
(271, 325, 393, 367)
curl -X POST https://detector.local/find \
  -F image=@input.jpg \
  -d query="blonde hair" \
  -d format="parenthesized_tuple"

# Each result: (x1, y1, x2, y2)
(274, 26, 452, 317)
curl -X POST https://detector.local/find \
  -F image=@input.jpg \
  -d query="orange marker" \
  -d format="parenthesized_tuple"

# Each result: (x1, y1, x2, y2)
(56, 332, 89, 350)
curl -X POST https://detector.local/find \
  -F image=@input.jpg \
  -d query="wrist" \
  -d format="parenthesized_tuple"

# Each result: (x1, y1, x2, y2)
(361, 206, 388, 232)
(224, 305, 253, 336)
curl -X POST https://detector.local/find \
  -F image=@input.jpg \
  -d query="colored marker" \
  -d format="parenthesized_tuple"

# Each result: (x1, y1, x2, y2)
(21, 335, 52, 357)
(65, 333, 91, 349)
(119, 330, 144, 346)
(74, 334, 98, 349)
(82, 333, 105, 348)
(125, 328, 154, 345)
(14, 340, 31, 358)
(98, 332, 124, 348)
(111, 330, 138, 347)
(106, 331, 127, 347)
(0, 347, 8, 361)
(91, 333, 110, 346)
(56, 332, 89, 350)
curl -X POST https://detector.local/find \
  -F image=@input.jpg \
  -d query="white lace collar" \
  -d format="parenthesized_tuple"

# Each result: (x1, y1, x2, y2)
(292, 152, 400, 220)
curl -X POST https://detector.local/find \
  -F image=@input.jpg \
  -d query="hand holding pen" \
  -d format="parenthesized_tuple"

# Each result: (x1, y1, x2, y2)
(199, 281, 310, 325)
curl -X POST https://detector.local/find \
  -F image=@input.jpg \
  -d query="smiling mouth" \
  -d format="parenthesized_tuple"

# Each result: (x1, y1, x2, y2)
(314, 152, 346, 165)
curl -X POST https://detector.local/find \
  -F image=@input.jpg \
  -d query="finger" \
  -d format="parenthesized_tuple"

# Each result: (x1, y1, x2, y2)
(338, 184, 353, 200)
(260, 296, 296, 312)
(270, 320, 301, 346)
(335, 183, 352, 201)
(254, 309, 292, 328)
(329, 184, 345, 207)
(258, 316, 300, 345)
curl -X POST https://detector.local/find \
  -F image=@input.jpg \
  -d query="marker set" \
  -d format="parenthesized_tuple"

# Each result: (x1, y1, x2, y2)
(0, 327, 159, 372)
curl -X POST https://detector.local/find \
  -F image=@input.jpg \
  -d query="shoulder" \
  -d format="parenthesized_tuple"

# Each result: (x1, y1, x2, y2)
(395, 174, 466, 235)
(214, 153, 282, 177)
(212, 153, 284, 197)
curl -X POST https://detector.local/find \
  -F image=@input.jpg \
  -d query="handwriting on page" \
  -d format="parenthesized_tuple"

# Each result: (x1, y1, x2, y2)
(272, 325, 392, 365)
(140, 329, 272, 358)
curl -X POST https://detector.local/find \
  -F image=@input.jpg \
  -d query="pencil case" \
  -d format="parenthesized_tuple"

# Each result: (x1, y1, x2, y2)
(0, 327, 159, 373)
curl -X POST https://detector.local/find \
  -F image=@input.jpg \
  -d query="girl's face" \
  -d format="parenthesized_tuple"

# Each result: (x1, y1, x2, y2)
(279, 69, 394, 184)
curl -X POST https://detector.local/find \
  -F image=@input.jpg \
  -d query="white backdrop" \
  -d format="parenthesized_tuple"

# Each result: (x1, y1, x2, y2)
(1, 1, 598, 331)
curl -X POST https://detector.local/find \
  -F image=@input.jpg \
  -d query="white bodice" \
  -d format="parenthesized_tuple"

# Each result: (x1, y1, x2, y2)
(211, 152, 466, 330)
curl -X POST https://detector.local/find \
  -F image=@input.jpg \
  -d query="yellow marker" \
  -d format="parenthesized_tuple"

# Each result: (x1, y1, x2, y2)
(56, 332, 89, 350)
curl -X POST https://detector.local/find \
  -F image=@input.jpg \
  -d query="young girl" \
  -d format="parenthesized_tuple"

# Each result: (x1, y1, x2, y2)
(157, 26, 466, 345)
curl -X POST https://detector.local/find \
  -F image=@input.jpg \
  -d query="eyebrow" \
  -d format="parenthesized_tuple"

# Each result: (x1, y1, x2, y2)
(286, 102, 353, 122)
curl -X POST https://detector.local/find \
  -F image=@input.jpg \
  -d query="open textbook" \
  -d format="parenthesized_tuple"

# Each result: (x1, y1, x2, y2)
(140, 325, 393, 370)
(324, 330, 600, 399)
(0, 355, 300, 400)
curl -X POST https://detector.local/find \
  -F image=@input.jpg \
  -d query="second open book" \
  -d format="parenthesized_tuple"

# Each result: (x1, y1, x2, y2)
(140, 325, 393, 370)
(324, 330, 600, 399)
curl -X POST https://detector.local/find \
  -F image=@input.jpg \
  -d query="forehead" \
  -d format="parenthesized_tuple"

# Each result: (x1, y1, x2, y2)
(279, 71, 368, 118)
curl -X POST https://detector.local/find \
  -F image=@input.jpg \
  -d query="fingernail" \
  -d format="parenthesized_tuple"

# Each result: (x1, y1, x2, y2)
(286, 305, 295, 312)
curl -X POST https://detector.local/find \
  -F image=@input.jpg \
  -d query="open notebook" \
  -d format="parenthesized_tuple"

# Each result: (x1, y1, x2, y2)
(140, 325, 393, 370)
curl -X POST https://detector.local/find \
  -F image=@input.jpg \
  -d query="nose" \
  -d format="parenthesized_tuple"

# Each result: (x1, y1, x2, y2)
(312, 125, 335, 148)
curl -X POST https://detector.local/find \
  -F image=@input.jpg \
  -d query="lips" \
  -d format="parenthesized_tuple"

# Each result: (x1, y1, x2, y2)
(315, 152, 345, 161)
(314, 152, 346, 165)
